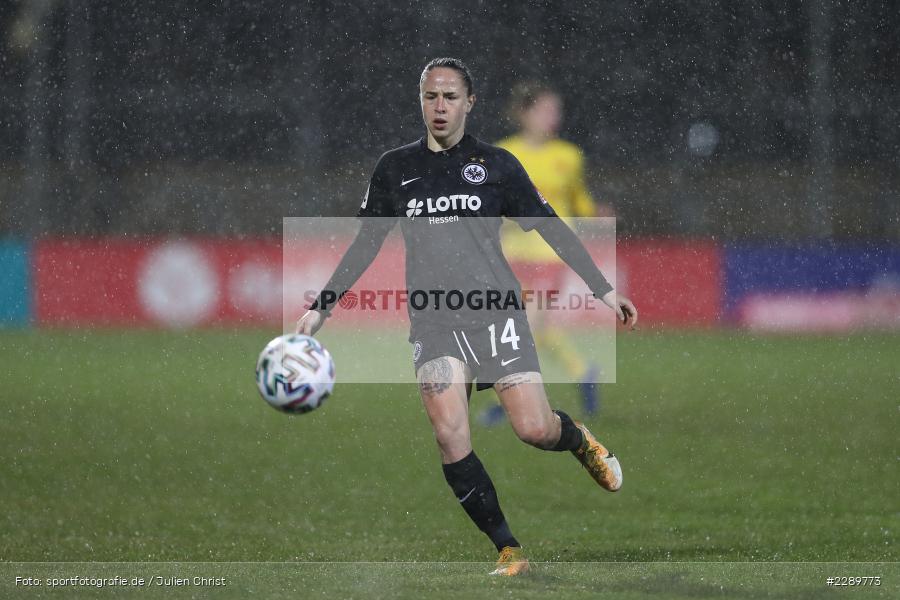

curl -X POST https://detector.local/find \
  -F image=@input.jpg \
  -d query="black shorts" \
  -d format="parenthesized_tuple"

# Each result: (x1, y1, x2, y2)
(411, 313, 542, 391)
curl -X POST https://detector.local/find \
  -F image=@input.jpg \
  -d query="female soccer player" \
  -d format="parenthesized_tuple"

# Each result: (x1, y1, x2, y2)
(479, 82, 615, 426)
(296, 58, 637, 576)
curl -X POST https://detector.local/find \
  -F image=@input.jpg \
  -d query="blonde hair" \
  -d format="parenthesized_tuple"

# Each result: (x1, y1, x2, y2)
(507, 81, 558, 124)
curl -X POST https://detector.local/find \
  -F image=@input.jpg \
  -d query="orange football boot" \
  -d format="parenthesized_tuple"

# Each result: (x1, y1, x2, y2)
(488, 546, 530, 576)
(572, 421, 622, 491)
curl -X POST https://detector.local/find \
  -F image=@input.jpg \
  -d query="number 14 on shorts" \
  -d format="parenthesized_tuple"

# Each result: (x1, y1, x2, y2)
(488, 317, 520, 357)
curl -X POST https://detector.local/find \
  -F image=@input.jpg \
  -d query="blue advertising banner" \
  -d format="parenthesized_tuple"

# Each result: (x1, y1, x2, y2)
(0, 239, 30, 326)
(724, 243, 900, 331)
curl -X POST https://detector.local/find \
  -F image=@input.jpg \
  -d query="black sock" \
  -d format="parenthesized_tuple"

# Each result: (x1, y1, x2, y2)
(442, 451, 519, 552)
(550, 410, 584, 452)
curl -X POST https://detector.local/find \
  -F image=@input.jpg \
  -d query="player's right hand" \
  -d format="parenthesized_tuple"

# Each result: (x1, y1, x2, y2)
(295, 310, 325, 336)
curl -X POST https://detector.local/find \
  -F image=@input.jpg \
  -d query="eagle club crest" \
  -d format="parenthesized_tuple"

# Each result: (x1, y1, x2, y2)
(461, 163, 487, 185)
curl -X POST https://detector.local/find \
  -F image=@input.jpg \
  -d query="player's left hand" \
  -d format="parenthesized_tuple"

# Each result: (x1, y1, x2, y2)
(600, 290, 638, 330)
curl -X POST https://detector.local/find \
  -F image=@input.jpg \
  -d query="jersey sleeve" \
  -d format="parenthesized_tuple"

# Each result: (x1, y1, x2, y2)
(309, 218, 395, 316)
(501, 152, 556, 231)
(570, 149, 597, 217)
(356, 153, 397, 219)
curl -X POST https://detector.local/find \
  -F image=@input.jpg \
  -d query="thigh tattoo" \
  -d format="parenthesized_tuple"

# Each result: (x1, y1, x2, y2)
(418, 357, 454, 398)
(494, 371, 540, 393)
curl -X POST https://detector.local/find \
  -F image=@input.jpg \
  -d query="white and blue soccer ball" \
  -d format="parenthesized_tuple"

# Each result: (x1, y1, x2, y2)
(255, 334, 335, 414)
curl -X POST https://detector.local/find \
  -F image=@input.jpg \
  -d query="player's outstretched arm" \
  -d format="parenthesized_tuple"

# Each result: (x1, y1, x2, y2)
(534, 216, 638, 329)
(295, 218, 395, 335)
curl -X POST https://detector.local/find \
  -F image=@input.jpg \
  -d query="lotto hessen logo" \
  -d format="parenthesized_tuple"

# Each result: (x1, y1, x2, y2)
(406, 199, 424, 218)
(406, 194, 482, 219)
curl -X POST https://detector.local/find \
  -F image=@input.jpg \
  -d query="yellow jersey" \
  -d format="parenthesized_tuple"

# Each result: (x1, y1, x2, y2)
(497, 135, 596, 260)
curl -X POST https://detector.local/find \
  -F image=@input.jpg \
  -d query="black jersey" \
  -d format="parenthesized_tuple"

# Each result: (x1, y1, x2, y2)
(357, 134, 555, 329)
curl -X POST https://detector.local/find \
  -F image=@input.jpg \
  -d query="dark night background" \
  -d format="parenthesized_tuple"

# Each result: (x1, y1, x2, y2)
(1, 0, 897, 238)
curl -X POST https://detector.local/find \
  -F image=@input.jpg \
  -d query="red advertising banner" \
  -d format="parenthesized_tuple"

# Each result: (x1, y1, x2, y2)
(617, 239, 722, 326)
(282, 237, 408, 327)
(34, 238, 282, 327)
(507, 239, 722, 326)
(33, 237, 721, 328)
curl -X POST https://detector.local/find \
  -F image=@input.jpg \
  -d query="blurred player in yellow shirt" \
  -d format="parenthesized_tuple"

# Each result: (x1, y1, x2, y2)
(479, 82, 613, 426)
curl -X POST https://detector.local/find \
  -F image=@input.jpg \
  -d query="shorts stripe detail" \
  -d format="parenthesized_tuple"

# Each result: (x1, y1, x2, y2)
(460, 331, 480, 365)
(452, 331, 468, 364)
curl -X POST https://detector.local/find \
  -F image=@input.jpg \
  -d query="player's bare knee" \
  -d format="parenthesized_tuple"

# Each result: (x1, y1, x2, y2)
(429, 408, 470, 446)
(512, 417, 556, 448)
(432, 419, 466, 443)
(432, 421, 471, 461)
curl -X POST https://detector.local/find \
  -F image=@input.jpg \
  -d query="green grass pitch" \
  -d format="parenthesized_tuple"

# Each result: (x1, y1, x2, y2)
(1, 329, 897, 598)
